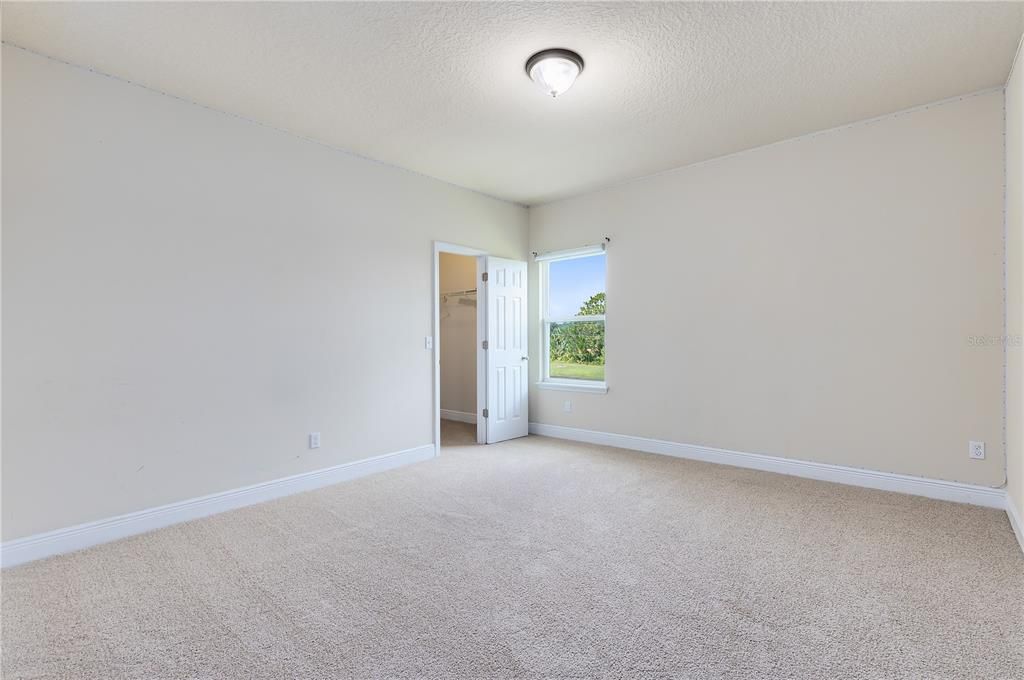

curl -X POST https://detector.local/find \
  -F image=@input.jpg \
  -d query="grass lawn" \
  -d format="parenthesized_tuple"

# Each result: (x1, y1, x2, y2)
(550, 360, 605, 381)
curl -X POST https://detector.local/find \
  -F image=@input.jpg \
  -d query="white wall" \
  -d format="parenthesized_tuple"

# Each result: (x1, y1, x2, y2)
(529, 90, 1006, 487)
(1, 46, 528, 541)
(439, 253, 477, 417)
(1007, 37, 1024, 524)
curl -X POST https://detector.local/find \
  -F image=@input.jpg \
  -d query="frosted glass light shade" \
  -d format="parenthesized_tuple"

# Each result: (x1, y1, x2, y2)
(525, 49, 584, 98)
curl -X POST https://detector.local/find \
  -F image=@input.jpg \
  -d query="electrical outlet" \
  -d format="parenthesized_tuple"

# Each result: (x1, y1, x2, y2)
(563, 400, 572, 413)
(309, 432, 321, 449)
(424, 336, 433, 350)
(969, 441, 985, 460)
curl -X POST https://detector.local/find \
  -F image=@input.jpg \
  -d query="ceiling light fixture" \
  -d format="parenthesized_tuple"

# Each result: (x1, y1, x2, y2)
(525, 48, 584, 98)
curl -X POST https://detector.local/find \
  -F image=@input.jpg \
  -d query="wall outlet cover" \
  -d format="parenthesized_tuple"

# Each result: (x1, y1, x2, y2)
(309, 432, 321, 449)
(969, 441, 985, 460)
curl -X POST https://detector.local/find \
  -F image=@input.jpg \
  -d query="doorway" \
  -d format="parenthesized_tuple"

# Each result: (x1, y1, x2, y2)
(438, 251, 482, 448)
(432, 242, 530, 452)
(433, 242, 487, 450)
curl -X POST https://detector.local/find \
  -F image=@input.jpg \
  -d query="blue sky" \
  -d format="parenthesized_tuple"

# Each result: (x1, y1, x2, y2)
(548, 254, 606, 318)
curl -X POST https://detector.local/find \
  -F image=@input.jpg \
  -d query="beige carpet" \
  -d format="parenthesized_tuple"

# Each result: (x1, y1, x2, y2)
(3, 421, 1022, 679)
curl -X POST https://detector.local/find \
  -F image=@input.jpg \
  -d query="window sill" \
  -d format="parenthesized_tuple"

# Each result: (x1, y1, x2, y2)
(536, 381, 608, 394)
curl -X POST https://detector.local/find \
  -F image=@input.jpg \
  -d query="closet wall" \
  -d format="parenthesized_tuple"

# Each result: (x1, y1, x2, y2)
(439, 253, 478, 420)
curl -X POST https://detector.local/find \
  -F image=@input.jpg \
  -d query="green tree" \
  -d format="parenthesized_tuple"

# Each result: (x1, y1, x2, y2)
(549, 292, 605, 365)
(577, 292, 606, 316)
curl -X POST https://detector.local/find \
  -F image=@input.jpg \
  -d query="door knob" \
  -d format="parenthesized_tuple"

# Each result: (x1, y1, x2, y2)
(521, 356, 529, 361)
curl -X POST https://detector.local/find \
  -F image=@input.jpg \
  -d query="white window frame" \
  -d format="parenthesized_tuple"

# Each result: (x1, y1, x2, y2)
(537, 245, 608, 394)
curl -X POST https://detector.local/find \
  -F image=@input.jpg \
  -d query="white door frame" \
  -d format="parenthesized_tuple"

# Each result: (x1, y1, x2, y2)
(433, 241, 487, 451)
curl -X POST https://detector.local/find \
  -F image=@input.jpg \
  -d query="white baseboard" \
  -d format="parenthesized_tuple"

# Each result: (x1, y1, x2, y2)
(1, 444, 436, 569)
(441, 409, 477, 424)
(1007, 493, 1024, 555)
(529, 423, 1007, 510)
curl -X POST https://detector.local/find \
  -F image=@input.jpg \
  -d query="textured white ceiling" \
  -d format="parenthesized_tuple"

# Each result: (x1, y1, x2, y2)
(4, 2, 1023, 205)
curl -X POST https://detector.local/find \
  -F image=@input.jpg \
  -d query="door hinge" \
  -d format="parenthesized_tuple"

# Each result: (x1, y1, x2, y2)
(482, 272, 488, 282)
(482, 340, 489, 350)
(482, 409, 489, 418)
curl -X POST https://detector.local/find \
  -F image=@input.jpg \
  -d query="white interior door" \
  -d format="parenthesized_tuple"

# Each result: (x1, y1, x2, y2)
(485, 257, 529, 443)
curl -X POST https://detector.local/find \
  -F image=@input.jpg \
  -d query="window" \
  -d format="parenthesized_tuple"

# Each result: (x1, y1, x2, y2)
(539, 246, 607, 393)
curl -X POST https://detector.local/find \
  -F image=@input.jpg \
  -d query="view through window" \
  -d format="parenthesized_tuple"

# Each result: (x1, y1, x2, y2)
(543, 252, 606, 383)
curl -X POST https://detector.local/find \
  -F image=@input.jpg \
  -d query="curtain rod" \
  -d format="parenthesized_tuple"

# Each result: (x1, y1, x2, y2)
(532, 237, 610, 260)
